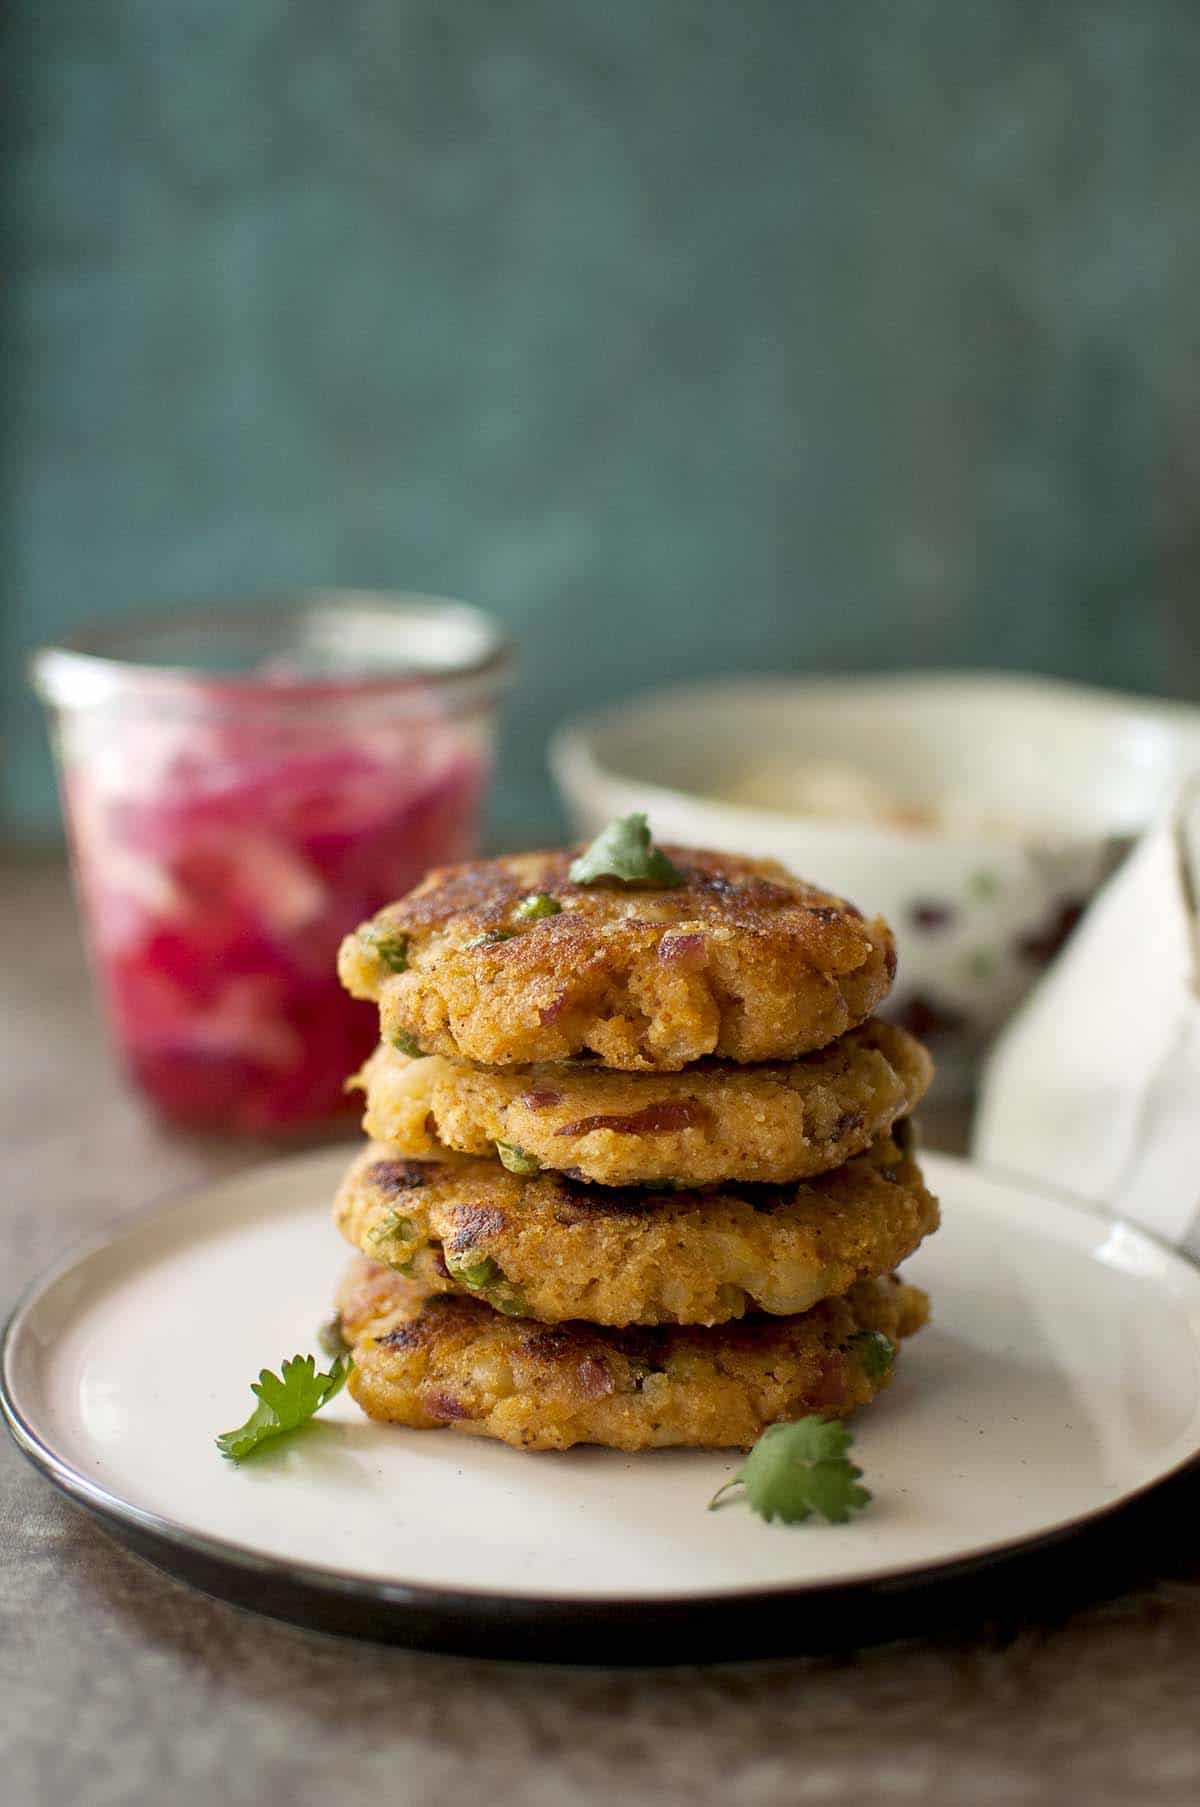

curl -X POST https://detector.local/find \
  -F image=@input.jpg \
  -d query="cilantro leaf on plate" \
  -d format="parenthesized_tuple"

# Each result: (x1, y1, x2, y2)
(708, 1417, 871, 1525)
(568, 813, 685, 888)
(216, 1353, 351, 1462)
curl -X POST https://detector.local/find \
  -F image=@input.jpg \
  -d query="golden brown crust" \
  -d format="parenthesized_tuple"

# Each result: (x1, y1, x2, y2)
(338, 846, 896, 1070)
(353, 1018, 932, 1187)
(332, 1131, 939, 1326)
(334, 1252, 422, 1337)
(338, 1259, 929, 1451)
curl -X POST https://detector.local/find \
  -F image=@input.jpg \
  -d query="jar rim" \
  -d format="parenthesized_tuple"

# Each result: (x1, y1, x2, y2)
(31, 591, 512, 712)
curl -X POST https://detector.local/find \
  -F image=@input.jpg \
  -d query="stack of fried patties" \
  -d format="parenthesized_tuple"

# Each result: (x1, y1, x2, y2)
(333, 819, 937, 1453)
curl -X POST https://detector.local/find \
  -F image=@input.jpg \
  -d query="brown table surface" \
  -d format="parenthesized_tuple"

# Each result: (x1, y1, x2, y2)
(3, 857, 1200, 1807)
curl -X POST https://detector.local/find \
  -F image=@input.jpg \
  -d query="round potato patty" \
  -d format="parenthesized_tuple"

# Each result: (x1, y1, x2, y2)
(338, 846, 896, 1070)
(333, 1130, 938, 1327)
(353, 1017, 932, 1187)
(337, 1257, 929, 1451)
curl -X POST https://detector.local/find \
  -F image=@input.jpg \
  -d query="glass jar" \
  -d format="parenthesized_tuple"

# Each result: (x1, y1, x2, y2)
(33, 593, 510, 1134)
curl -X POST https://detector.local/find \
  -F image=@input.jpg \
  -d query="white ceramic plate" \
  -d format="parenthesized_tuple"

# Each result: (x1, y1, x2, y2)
(5, 1148, 1200, 1661)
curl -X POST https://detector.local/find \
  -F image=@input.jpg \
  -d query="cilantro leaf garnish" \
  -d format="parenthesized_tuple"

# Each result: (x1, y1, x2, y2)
(568, 813, 685, 888)
(708, 1417, 871, 1525)
(216, 1353, 351, 1462)
(495, 1139, 540, 1174)
(846, 1329, 895, 1384)
(359, 925, 409, 973)
(514, 892, 562, 920)
(390, 1030, 425, 1058)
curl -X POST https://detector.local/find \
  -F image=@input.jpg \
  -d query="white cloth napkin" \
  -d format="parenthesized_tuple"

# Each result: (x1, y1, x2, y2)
(973, 788, 1200, 1259)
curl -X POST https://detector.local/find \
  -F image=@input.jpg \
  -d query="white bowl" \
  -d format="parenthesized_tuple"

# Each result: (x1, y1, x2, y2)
(551, 673, 1200, 1089)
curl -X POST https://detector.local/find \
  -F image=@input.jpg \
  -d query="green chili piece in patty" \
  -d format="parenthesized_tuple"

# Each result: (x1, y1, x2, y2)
(514, 893, 562, 921)
(496, 1140, 540, 1175)
(360, 925, 409, 973)
(846, 1330, 896, 1384)
(446, 1251, 504, 1290)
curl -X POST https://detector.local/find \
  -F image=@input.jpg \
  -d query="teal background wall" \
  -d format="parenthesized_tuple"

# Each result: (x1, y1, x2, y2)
(4, 1, 1200, 843)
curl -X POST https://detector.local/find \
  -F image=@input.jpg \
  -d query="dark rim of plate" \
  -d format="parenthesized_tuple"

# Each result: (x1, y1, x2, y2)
(4, 1154, 1200, 1664)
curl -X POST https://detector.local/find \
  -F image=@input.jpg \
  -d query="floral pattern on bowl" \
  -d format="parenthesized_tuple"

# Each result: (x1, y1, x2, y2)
(551, 674, 1200, 1096)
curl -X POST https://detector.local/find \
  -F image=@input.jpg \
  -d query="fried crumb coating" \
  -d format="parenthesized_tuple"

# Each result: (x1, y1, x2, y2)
(333, 1131, 938, 1327)
(337, 1259, 929, 1451)
(338, 847, 896, 1071)
(353, 1017, 931, 1187)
